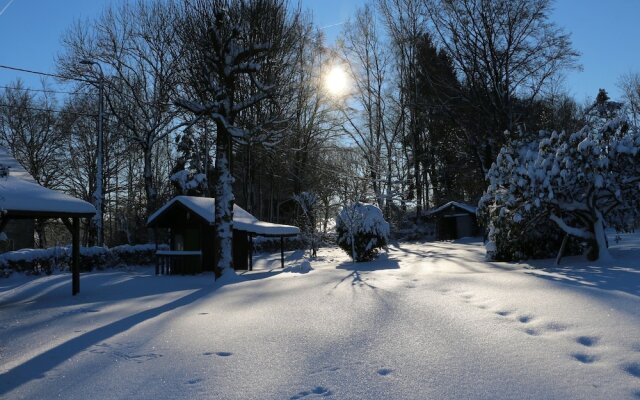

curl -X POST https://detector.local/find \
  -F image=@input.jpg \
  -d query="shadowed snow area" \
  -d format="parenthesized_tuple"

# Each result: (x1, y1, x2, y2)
(1, 234, 639, 399)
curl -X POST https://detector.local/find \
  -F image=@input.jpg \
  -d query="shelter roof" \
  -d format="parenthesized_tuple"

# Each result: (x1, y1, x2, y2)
(148, 196, 300, 236)
(0, 147, 96, 218)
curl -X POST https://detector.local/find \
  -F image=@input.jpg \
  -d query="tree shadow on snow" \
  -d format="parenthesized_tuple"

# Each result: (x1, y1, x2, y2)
(0, 286, 211, 397)
(335, 251, 400, 272)
(524, 258, 640, 297)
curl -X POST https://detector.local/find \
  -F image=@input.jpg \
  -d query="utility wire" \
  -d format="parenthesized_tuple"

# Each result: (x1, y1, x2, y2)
(0, 85, 85, 95)
(0, 103, 97, 117)
(0, 64, 91, 83)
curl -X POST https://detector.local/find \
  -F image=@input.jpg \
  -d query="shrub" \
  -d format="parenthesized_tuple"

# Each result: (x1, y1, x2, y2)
(0, 243, 168, 276)
(336, 202, 390, 262)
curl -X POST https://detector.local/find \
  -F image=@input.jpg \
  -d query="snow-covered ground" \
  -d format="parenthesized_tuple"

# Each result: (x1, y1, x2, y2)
(1, 235, 639, 399)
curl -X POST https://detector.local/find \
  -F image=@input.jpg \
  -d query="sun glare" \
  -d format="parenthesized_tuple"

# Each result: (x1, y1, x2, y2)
(324, 64, 350, 97)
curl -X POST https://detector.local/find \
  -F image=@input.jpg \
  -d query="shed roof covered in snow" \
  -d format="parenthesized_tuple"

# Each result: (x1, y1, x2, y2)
(0, 147, 96, 218)
(147, 196, 300, 237)
(426, 201, 478, 217)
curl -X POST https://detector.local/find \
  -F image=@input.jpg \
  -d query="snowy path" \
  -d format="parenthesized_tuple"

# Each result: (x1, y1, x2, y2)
(1, 239, 639, 399)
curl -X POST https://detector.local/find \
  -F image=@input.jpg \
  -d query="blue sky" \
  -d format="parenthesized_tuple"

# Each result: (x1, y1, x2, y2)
(0, 0, 638, 102)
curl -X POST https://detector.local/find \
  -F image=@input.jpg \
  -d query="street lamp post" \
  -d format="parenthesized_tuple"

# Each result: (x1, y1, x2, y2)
(80, 60, 105, 247)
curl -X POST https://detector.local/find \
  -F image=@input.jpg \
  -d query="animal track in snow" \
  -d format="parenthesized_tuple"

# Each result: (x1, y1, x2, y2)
(495, 310, 513, 317)
(290, 386, 332, 399)
(310, 366, 340, 375)
(203, 351, 233, 357)
(377, 368, 393, 376)
(576, 336, 599, 347)
(544, 322, 568, 332)
(518, 315, 534, 324)
(572, 353, 599, 364)
(622, 362, 640, 378)
(186, 378, 204, 385)
(524, 328, 541, 336)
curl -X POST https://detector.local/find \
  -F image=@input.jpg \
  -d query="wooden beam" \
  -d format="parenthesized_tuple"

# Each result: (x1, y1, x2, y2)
(61, 217, 73, 233)
(280, 236, 284, 269)
(0, 215, 9, 233)
(154, 227, 159, 275)
(248, 234, 253, 271)
(72, 217, 80, 295)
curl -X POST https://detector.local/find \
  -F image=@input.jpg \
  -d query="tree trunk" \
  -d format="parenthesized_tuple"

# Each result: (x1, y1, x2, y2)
(143, 147, 157, 219)
(592, 211, 613, 262)
(213, 125, 234, 278)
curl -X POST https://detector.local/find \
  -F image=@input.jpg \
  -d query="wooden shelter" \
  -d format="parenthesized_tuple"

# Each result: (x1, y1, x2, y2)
(426, 201, 480, 240)
(147, 196, 300, 274)
(0, 147, 96, 295)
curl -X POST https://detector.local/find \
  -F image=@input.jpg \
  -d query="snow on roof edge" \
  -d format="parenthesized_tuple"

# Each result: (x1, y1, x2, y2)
(147, 196, 300, 236)
(426, 201, 478, 216)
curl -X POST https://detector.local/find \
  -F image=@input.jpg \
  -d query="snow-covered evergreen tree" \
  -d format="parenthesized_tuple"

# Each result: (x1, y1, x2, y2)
(479, 94, 640, 262)
(170, 129, 209, 196)
(336, 202, 390, 262)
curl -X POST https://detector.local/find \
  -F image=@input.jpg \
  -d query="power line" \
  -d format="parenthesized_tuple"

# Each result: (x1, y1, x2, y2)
(0, 103, 97, 117)
(0, 85, 85, 95)
(0, 64, 90, 83)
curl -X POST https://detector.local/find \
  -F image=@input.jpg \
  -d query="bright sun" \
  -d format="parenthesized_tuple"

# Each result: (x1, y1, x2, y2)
(324, 64, 350, 97)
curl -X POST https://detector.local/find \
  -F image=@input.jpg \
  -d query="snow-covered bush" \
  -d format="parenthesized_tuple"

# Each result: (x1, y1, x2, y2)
(336, 202, 390, 262)
(0, 244, 169, 276)
(479, 109, 640, 261)
(110, 244, 164, 266)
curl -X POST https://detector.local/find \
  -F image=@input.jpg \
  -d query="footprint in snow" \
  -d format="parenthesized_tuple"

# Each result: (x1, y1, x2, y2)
(524, 328, 541, 336)
(377, 368, 393, 376)
(623, 362, 640, 378)
(545, 322, 568, 332)
(290, 386, 332, 399)
(576, 336, 599, 347)
(203, 351, 233, 357)
(572, 353, 599, 364)
(186, 378, 204, 385)
(518, 315, 534, 323)
(495, 310, 512, 317)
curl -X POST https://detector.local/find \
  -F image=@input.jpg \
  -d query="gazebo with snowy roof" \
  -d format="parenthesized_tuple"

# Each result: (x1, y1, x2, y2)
(147, 196, 299, 274)
(0, 147, 96, 295)
(425, 201, 481, 240)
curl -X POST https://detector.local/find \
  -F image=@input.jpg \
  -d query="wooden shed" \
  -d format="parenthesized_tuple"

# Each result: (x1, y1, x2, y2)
(0, 147, 96, 295)
(147, 196, 300, 274)
(426, 201, 480, 240)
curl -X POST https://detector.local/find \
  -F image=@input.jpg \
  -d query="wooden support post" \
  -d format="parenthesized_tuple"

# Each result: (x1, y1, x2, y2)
(280, 236, 285, 269)
(154, 227, 159, 275)
(0, 216, 9, 233)
(248, 234, 253, 271)
(72, 217, 80, 295)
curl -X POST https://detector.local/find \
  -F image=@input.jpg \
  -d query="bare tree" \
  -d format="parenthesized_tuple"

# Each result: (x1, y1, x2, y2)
(378, 0, 427, 216)
(58, 0, 183, 223)
(618, 72, 640, 127)
(0, 81, 68, 247)
(175, 0, 300, 277)
(423, 0, 579, 174)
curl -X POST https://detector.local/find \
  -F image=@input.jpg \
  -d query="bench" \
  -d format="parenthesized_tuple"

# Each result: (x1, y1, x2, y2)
(155, 250, 202, 275)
